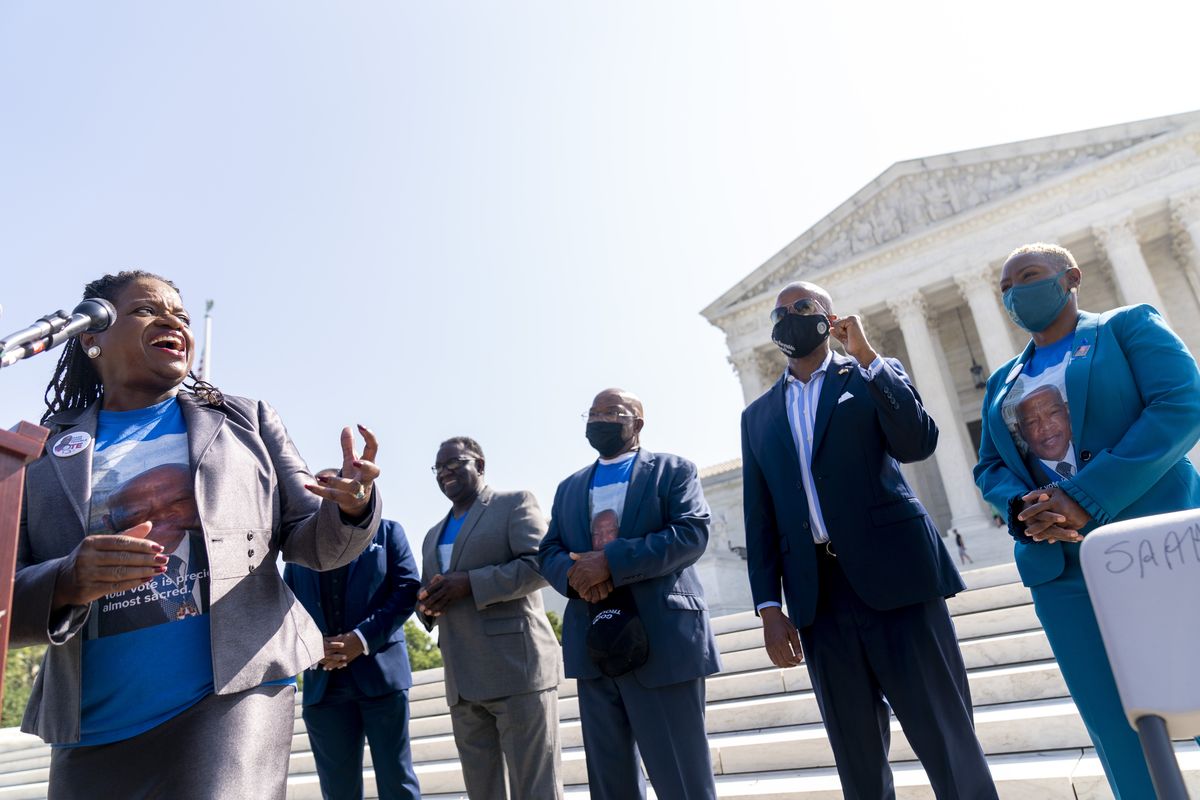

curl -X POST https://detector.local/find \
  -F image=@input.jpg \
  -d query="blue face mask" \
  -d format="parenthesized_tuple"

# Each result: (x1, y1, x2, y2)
(1003, 271, 1072, 332)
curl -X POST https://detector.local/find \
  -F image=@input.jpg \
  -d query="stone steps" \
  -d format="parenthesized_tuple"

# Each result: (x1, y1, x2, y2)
(2, 561, 1197, 799)
(411, 746, 1200, 800)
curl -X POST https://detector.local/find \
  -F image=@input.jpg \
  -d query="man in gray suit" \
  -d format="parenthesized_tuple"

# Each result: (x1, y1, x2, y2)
(418, 436, 562, 800)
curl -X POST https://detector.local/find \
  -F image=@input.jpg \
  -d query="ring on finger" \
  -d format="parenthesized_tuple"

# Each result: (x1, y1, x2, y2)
(353, 482, 366, 501)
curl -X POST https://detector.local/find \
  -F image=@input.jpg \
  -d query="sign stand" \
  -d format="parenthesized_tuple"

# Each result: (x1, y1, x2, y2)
(1080, 509, 1200, 799)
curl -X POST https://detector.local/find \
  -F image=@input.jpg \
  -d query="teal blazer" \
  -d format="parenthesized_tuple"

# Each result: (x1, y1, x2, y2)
(974, 304, 1200, 587)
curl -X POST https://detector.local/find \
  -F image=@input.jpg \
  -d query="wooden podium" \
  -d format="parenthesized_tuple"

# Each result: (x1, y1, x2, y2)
(0, 422, 50, 706)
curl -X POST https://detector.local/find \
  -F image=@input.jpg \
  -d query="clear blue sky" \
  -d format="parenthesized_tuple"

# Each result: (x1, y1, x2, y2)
(2, 1, 1198, 556)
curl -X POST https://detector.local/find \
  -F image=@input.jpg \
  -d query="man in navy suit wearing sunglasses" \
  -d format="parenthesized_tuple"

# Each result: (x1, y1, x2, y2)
(740, 282, 997, 799)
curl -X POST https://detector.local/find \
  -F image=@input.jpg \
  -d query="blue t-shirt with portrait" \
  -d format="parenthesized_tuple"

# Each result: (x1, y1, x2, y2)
(67, 396, 292, 748)
(589, 452, 638, 550)
(70, 397, 214, 747)
(1001, 330, 1082, 482)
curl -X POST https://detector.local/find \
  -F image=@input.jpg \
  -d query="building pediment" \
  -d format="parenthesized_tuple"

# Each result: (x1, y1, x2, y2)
(704, 111, 1200, 322)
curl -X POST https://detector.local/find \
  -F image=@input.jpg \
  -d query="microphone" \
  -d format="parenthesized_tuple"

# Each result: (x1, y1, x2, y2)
(0, 298, 117, 369)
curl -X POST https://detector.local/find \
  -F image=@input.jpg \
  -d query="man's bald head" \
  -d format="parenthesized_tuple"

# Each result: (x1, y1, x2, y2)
(586, 388, 646, 458)
(775, 281, 833, 316)
(592, 388, 644, 419)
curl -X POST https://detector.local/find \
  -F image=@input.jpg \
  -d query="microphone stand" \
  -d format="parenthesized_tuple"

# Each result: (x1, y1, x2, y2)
(0, 299, 115, 369)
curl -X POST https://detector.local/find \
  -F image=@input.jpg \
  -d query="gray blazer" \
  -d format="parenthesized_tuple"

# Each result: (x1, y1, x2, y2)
(420, 487, 561, 706)
(13, 392, 380, 744)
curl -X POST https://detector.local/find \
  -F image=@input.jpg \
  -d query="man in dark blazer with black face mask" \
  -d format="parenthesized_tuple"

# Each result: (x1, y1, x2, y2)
(741, 282, 997, 799)
(539, 388, 720, 800)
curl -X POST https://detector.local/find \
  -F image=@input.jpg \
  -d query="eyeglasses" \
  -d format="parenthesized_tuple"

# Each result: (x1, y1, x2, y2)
(582, 411, 637, 423)
(431, 456, 475, 475)
(769, 298, 827, 325)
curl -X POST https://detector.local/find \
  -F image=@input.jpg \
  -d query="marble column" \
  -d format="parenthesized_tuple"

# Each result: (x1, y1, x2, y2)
(1169, 194, 1200, 468)
(730, 347, 774, 405)
(1171, 194, 1200, 300)
(887, 291, 992, 535)
(730, 350, 759, 405)
(954, 266, 1016, 373)
(1092, 216, 1170, 321)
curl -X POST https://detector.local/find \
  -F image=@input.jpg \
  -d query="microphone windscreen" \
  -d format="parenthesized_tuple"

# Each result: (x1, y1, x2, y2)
(73, 298, 118, 332)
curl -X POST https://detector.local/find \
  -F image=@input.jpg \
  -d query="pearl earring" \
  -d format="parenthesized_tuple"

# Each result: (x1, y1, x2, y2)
(86, 345, 101, 359)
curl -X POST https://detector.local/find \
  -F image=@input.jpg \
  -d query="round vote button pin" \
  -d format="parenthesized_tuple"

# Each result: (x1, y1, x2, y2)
(52, 432, 92, 458)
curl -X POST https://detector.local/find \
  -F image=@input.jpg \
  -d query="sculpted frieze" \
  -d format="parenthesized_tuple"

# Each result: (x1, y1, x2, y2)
(731, 135, 1156, 306)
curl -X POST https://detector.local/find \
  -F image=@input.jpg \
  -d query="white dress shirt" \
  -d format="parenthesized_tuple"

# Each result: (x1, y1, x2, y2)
(758, 350, 885, 613)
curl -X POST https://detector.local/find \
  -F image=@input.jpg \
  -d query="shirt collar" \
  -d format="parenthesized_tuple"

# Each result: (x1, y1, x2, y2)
(598, 449, 639, 466)
(784, 349, 834, 386)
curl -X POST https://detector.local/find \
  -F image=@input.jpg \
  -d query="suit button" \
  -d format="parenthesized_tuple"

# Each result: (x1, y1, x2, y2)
(248, 565, 254, 573)
(246, 532, 254, 541)
(796, 481, 803, 490)
(802, 521, 810, 529)
(248, 549, 255, 558)
(1081, 450, 1092, 463)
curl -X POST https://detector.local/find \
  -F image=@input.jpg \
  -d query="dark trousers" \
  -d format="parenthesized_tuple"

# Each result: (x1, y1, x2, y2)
(302, 672, 421, 800)
(576, 673, 716, 800)
(798, 545, 998, 800)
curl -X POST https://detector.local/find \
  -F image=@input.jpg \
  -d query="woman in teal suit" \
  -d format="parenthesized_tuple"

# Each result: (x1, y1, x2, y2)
(975, 242, 1200, 798)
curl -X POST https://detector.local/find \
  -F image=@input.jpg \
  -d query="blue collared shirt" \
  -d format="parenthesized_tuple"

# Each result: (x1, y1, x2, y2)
(758, 351, 885, 613)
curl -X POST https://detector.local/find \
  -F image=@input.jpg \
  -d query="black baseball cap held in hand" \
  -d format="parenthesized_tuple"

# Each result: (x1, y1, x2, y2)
(586, 586, 649, 678)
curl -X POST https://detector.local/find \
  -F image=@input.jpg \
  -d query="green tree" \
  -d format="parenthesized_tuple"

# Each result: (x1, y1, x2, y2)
(545, 610, 563, 643)
(3, 646, 46, 728)
(404, 620, 443, 671)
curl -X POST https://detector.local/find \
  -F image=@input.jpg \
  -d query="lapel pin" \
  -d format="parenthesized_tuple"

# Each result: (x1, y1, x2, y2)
(1073, 342, 1091, 358)
(837, 365, 852, 375)
(52, 431, 92, 458)
(1005, 360, 1024, 384)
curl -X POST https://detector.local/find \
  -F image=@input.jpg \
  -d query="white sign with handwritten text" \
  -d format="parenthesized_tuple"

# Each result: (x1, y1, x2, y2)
(1080, 509, 1200, 738)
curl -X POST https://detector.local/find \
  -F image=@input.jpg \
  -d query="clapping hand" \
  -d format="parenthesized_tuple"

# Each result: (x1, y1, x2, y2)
(305, 425, 380, 519)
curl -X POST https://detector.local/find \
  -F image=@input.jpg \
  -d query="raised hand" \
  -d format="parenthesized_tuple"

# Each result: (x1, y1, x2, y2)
(305, 424, 380, 518)
(829, 314, 877, 366)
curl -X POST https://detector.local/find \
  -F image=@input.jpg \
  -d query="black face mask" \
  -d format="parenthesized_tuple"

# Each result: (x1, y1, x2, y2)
(771, 313, 830, 359)
(586, 421, 631, 459)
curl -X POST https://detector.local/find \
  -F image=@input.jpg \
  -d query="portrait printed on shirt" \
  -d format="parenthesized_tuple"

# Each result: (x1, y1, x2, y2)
(1001, 351, 1078, 481)
(590, 483, 627, 551)
(86, 437, 210, 639)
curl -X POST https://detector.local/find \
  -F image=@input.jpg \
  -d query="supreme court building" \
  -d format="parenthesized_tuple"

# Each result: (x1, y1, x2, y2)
(694, 110, 1200, 618)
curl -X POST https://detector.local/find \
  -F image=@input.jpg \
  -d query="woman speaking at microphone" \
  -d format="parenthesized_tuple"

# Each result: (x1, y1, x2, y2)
(11, 270, 382, 799)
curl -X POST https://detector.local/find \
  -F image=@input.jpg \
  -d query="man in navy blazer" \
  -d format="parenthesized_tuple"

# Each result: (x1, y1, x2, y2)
(540, 388, 720, 800)
(741, 283, 996, 799)
(284, 470, 422, 800)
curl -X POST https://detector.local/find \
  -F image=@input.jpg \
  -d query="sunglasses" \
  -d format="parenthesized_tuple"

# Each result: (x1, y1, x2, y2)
(769, 298, 827, 325)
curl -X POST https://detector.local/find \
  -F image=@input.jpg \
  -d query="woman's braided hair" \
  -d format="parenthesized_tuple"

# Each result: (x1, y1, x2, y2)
(41, 270, 222, 425)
